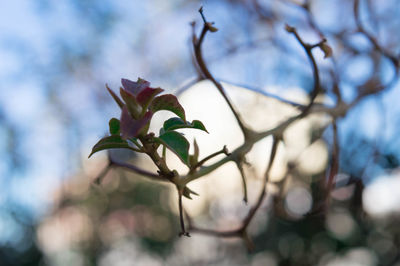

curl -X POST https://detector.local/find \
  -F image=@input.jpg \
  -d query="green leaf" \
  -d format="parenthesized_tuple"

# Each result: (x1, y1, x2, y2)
(163, 117, 208, 133)
(106, 84, 124, 109)
(109, 118, 120, 135)
(150, 94, 186, 122)
(191, 120, 208, 133)
(89, 135, 134, 158)
(154, 131, 190, 165)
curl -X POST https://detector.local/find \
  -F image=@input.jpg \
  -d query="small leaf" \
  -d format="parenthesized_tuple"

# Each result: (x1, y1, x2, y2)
(136, 87, 164, 108)
(182, 186, 199, 200)
(206, 22, 218, 32)
(89, 135, 133, 158)
(154, 131, 190, 165)
(320, 43, 333, 58)
(106, 84, 124, 109)
(163, 117, 208, 133)
(285, 24, 295, 33)
(121, 78, 150, 96)
(191, 120, 208, 133)
(120, 87, 142, 119)
(109, 118, 120, 135)
(150, 94, 186, 122)
(120, 107, 153, 139)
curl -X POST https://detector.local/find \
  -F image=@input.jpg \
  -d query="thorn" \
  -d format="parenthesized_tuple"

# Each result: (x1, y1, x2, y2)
(243, 197, 248, 204)
(223, 145, 230, 155)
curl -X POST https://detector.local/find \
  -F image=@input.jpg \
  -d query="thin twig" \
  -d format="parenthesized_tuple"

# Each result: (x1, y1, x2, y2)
(285, 25, 323, 116)
(174, 76, 204, 96)
(300, 0, 325, 39)
(193, 7, 254, 140)
(190, 145, 229, 174)
(94, 161, 113, 185)
(241, 136, 278, 229)
(109, 158, 167, 182)
(353, 0, 399, 69)
(236, 160, 248, 203)
(218, 79, 307, 108)
(188, 136, 279, 240)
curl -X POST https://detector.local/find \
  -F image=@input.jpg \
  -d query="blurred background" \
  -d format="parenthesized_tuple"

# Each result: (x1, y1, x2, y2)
(1, 0, 400, 265)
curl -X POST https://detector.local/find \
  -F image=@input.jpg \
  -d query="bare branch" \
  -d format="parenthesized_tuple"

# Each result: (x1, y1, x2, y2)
(193, 8, 255, 140)
(354, 0, 399, 69)
(190, 145, 229, 174)
(93, 161, 113, 185)
(285, 24, 324, 116)
(188, 136, 279, 242)
(109, 158, 168, 182)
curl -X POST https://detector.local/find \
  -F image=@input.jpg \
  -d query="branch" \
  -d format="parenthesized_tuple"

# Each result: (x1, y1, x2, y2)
(242, 137, 278, 229)
(190, 145, 229, 174)
(192, 7, 254, 140)
(354, 0, 399, 69)
(218, 79, 307, 108)
(108, 157, 168, 182)
(93, 161, 113, 185)
(188, 136, 279, 243)
(284, 25, 324, 116)
(235, 159, 248, 203)
(174, 76, 204, 96)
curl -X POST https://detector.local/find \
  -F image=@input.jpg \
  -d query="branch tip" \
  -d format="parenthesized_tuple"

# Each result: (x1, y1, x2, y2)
(199, 6, 206, 24)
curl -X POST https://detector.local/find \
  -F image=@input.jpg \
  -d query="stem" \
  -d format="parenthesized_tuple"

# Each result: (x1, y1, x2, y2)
(109, 158, 166, 182)
(140, 136, 175, 181)
(129, 138, 143, 150)
(241, 137, 278, 229)
(190, 145, 229, 173)
(188, 136, 279, 239)
(354, 0, 399, 69)
(162, 145, 167, 160)
(93, 161, 113, 185)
